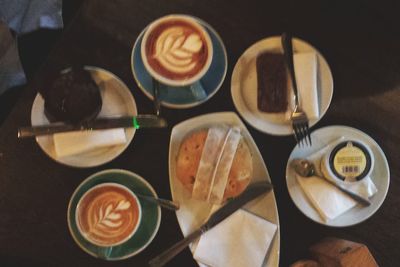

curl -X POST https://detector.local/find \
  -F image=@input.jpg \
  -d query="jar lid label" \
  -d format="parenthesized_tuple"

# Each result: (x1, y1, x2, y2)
(333, 141, 367, 181)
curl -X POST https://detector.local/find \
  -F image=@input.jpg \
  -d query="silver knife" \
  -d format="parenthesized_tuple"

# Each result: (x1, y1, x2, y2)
(148, 181, 273, 267)
(18, 114, 167, 138)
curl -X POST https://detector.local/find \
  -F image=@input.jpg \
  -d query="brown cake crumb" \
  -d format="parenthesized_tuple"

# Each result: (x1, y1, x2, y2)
(256, 52, 288, 113)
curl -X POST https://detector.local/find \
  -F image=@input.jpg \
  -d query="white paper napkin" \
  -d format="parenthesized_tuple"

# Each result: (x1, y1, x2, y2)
(53, 128, 126, 158)
(193, 209, 277, 267)
(296, 137, 378, 221)
(291, 52, 319, 119)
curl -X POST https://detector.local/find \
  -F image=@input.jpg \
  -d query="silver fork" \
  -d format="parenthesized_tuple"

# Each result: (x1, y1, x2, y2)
(281, 32, 311, 146)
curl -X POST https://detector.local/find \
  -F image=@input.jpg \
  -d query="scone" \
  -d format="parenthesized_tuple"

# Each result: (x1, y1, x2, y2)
(176, 128, 253, 203)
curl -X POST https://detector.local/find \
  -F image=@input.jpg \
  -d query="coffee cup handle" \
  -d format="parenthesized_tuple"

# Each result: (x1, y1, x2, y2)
(189, 80, 207, 100)
(98, 246, 113, 260)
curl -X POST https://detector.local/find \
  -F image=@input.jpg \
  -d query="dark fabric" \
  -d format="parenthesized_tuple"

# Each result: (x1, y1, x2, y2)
(0, 21, 25, 95)
(0, 0, 63, 95)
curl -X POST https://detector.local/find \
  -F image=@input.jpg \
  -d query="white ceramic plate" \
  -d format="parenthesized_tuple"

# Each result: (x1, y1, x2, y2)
(286, 125, 390, 227)
(31, 66, 137, 168)
(231, 36, 334, 135)
(169, 112, 280, 266)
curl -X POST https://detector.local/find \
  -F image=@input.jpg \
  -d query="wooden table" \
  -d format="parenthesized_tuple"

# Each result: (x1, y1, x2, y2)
(1, 0, 399, 266)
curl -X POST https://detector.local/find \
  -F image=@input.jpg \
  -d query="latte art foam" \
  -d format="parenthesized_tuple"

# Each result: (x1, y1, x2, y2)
(77, 185, 140, 246)
(145, 19, 209, 81)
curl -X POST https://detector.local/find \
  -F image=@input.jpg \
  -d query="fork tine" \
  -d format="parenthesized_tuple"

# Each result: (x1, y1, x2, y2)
(292, 124, 299, 145)
(298, 122, 307, 146)
(300, 122, 308, 146)
(293, 124, 303, 147)
(300, 121, 311, 146)
(305, 123, 312, 146)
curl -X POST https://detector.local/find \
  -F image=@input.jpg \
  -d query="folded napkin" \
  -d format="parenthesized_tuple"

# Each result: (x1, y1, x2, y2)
(296, 137, 378, 221)
(193, 209, 277, 267)
(53, 128, 126, 158)
(291, 52, 319, 119)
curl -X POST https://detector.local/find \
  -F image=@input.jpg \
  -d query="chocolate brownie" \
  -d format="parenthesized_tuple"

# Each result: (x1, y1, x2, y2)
(256, 52, 288, 112)
(42, 67, 102, 123)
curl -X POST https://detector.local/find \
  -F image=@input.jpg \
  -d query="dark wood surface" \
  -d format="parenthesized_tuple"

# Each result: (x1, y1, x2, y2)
(1, 0, 400, 266)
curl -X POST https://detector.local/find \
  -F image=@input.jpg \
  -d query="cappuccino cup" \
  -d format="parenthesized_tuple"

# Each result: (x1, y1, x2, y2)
(75, 183, 142, 247)
(141, 14, 213, 87)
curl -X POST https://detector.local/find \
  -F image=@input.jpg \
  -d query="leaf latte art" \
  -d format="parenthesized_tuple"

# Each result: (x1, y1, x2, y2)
(145, 19, 210, 81)
(77, 185, 140, 246)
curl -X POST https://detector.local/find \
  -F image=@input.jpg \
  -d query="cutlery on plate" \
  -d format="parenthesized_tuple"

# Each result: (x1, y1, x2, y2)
(292, 159, 371, 206)
(148, 181, 273, 267)
(135, 193, 180, 211)
(281, 32, 312, 146)
(17, 114, 167, 138)
(152, 78, 161, 116)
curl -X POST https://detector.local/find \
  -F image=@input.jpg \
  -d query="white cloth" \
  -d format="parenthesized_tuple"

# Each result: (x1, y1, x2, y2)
(292, 52, 319, 119)
(193, 209, 277, 267)
(53, 128, 126, 158)
(296, 137, 378, 221)
(0, 0, 63, 34)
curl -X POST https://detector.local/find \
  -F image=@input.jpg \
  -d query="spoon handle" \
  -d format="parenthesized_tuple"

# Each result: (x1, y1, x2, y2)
(324, 178, 371, 206)
(137, 193, 180, 211)
(152, 78, 161, 116)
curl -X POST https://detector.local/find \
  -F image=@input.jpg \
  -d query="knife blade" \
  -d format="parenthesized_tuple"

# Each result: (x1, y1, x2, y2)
(148, 181, 273, 267)
(18, 114, 167, 138)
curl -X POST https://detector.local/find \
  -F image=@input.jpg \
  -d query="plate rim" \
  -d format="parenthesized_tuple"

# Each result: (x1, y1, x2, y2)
(130, 15, 228, 109)
(67, 168, 161, 260)
(31, 66, 137, 168)
(231, 36, 334, 136)
(285, 125, 390, 227)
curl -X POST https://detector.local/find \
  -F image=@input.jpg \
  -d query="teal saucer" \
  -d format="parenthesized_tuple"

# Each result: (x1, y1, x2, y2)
(67, 169, 161, 260)
(131, 16, 228, 109)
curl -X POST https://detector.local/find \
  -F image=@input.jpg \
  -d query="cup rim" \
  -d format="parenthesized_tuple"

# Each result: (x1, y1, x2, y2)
(140, 14, 214, 87)
(75, 182, 142, 247)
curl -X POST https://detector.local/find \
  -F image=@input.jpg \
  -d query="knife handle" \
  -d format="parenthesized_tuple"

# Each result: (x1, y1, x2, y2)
(18, 124, 77, 138)
(281, 32, 300, 107)
(325, 178, 371, 206)
(148, 228, 204, 267)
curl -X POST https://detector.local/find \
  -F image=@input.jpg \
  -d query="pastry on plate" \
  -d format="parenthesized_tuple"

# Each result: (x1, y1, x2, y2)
(176, 126, 253, 204)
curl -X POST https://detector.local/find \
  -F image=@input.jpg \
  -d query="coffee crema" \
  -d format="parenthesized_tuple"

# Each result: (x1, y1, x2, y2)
(145, 19, 209, 81)
(76, 184, 140, 247)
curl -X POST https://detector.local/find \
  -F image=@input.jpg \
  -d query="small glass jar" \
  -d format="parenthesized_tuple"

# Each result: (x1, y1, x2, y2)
(321, 140, 374, 184)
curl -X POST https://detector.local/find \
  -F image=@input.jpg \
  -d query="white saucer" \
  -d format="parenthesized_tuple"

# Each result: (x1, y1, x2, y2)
(231, 36, 334, 135)
(31, 66, 137, 168)
(286, 125, 390, 227)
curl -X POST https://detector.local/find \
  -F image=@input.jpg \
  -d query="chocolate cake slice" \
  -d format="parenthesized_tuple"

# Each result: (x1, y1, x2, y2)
(256, 52, 288, 113)
(42, 67, 102, 123)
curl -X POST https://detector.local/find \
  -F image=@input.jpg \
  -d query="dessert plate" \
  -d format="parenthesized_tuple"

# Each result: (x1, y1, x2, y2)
(131, 17, 227, 109)
(286, 125, 390, 227)
(231, 36, 333, 135)
(67, 169, 161, 260)
(169, 112, 280, 266)
(31, 66, 137, 168)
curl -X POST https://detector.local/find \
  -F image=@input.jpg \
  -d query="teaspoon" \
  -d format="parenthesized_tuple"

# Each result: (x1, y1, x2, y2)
(136, 193, 180, 211)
